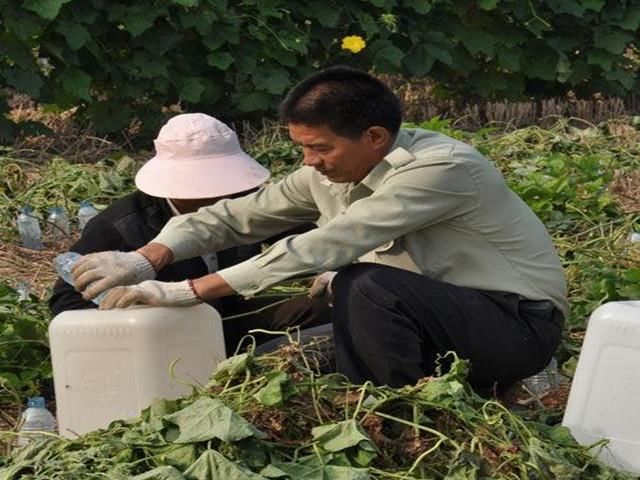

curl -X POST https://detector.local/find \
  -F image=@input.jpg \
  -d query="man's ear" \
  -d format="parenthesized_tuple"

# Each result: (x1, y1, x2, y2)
(365, 126, 391, 150)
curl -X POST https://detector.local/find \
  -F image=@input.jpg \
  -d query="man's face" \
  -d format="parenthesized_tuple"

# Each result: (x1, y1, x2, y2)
(288, 123, 386, 183)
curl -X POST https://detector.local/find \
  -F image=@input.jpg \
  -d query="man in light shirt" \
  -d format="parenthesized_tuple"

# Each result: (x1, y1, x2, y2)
(72, 67, 568, 391)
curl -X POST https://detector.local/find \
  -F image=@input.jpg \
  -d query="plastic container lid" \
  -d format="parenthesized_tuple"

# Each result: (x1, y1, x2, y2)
(27, 396, 46, 408)
(49, 206, 65, 215)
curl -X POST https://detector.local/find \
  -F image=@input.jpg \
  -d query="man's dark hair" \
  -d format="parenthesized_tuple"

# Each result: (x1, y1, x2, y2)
(279, 66, 402, 139)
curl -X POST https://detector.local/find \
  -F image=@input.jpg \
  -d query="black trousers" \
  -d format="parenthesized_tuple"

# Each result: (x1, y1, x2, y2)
(220, 295, 332, 355)
(332, 263, 564, 389)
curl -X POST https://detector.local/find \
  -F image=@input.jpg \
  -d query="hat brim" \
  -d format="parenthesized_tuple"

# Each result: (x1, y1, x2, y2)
(135, 152, 270, 199)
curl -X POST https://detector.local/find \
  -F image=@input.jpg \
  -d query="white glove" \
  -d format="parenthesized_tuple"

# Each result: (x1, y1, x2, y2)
(72, 251, 157, 301)
(308, 271, 338, 299)
(99, 280, 201, 309)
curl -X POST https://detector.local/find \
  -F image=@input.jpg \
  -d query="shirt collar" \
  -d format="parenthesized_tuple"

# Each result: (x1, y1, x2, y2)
(360, 129, 414, 191)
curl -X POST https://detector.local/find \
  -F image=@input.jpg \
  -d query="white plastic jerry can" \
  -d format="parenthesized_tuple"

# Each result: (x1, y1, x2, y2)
(562, 301, 640, 473)
(49, 304, 226, 437)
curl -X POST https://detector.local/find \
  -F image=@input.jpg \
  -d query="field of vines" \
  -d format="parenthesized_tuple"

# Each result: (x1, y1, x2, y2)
(0, 116, 639, 478)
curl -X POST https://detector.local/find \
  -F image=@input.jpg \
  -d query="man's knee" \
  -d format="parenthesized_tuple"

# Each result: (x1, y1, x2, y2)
(333, 263, 393, 302)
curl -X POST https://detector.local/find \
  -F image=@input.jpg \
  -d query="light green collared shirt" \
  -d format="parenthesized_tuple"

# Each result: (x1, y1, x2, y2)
(153, 129, 569, 316)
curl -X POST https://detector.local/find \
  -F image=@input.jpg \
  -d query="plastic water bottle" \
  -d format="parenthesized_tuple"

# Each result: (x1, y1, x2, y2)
(16, 205, 44, 250)
(17, 396, 56, 446)
(77, 200, 99, 231)
(630, 232, 640, 243)
(523, 357, 559, 397)
(54, 252, 108, 305)
(47, 206, 70, 241)
(16, 280, 31, 302)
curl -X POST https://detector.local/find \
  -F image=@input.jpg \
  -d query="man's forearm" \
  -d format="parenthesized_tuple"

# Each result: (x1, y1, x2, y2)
(137, 242, 175, 272)
(192, 273, 237, 300)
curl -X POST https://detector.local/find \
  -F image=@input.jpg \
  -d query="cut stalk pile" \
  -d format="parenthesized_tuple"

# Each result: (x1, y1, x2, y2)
(0, 342, 636, 479)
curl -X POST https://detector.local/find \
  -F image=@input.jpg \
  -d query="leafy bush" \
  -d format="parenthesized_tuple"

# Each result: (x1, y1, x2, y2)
(1, 0, 639, 138)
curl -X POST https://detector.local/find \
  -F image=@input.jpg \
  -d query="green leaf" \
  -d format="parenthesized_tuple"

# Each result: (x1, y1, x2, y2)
(253, 69, 291, 95)
(604, 68, 636, 90)
(307, 2, 341, 27)
(370, 39, 404, 71)
(60, 68, 92, 101)
(253, 371, 290, 407)
(261, 456, 371, 480)
(23, 0, 71, 19)
(404, 0, 432, 14)
(497, 47, 522, 71)
(164, 397, 263, 443)
(172, 0, 199, 7)
(546, 0, 585, 17)
(178, 77, 205, 103)
(615, 8, 640, 31)
(582, 0, 606, 11)
(155, 444, 198, 471)
(526, 49, 559, 80)
(312, 420, 375, 454)
(86, 101, 132, 133)
(458, 29, 496, 56)
(587, 49, 615, 71)
(403, 45, 436, 76)
(424, 32, 453, 65)
(132, 466, 186, 480)
(130, 51, 170, 79)
(206, 51, 234, 70)
(2, 69, 43, 98)
(477, 0, 498, 11)
(56, 22, 91, 50)
(212, 353, 251, 382)
(233, 91, 272, 113)
(594, 28, 634, 54)
(184, 450, 266, 480)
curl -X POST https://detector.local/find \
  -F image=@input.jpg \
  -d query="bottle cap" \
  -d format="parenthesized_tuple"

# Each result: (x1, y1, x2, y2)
(27, 396, 46, 408)
(20, 205, 34, 214)
(49, 206, 64, 215)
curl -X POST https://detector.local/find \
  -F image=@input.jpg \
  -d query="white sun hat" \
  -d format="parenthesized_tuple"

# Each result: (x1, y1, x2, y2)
(135, 113, 270, 199)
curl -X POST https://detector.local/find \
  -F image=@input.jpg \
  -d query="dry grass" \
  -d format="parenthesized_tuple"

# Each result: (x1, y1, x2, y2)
(610, 170, 640, 214)
(0, 240, 75, 300)
(7, 94, 124, 164)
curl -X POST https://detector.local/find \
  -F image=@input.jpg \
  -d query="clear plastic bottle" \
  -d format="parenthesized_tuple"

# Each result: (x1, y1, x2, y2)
(77, 200, 99, 231)
(17, 396, 56, 446)
(630, 232, 640, 243)
(47, 206, 70, 241)
(16, 280, 31, 302)
(523, 357, 559, 397)
(17, 205, 44, 250)
(54, 251, 107, 305)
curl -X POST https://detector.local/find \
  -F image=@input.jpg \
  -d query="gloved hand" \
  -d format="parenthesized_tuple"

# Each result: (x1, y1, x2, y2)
(72, 251, 157, 300)
(99, 280, 201, 309)
(308, 271, 338, 299)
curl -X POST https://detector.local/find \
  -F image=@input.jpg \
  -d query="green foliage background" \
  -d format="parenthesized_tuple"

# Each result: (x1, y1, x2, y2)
(1, 0, 639, 137)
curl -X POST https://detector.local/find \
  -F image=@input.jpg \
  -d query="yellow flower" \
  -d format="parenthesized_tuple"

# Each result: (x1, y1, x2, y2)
(341, 35, 366, 54)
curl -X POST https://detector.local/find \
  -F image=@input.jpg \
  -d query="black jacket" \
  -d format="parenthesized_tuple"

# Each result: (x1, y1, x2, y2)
(49, 191, 263, 316)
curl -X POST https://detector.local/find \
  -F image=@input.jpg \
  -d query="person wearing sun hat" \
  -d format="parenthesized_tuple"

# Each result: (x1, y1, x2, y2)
(49, 113, 331, 354)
